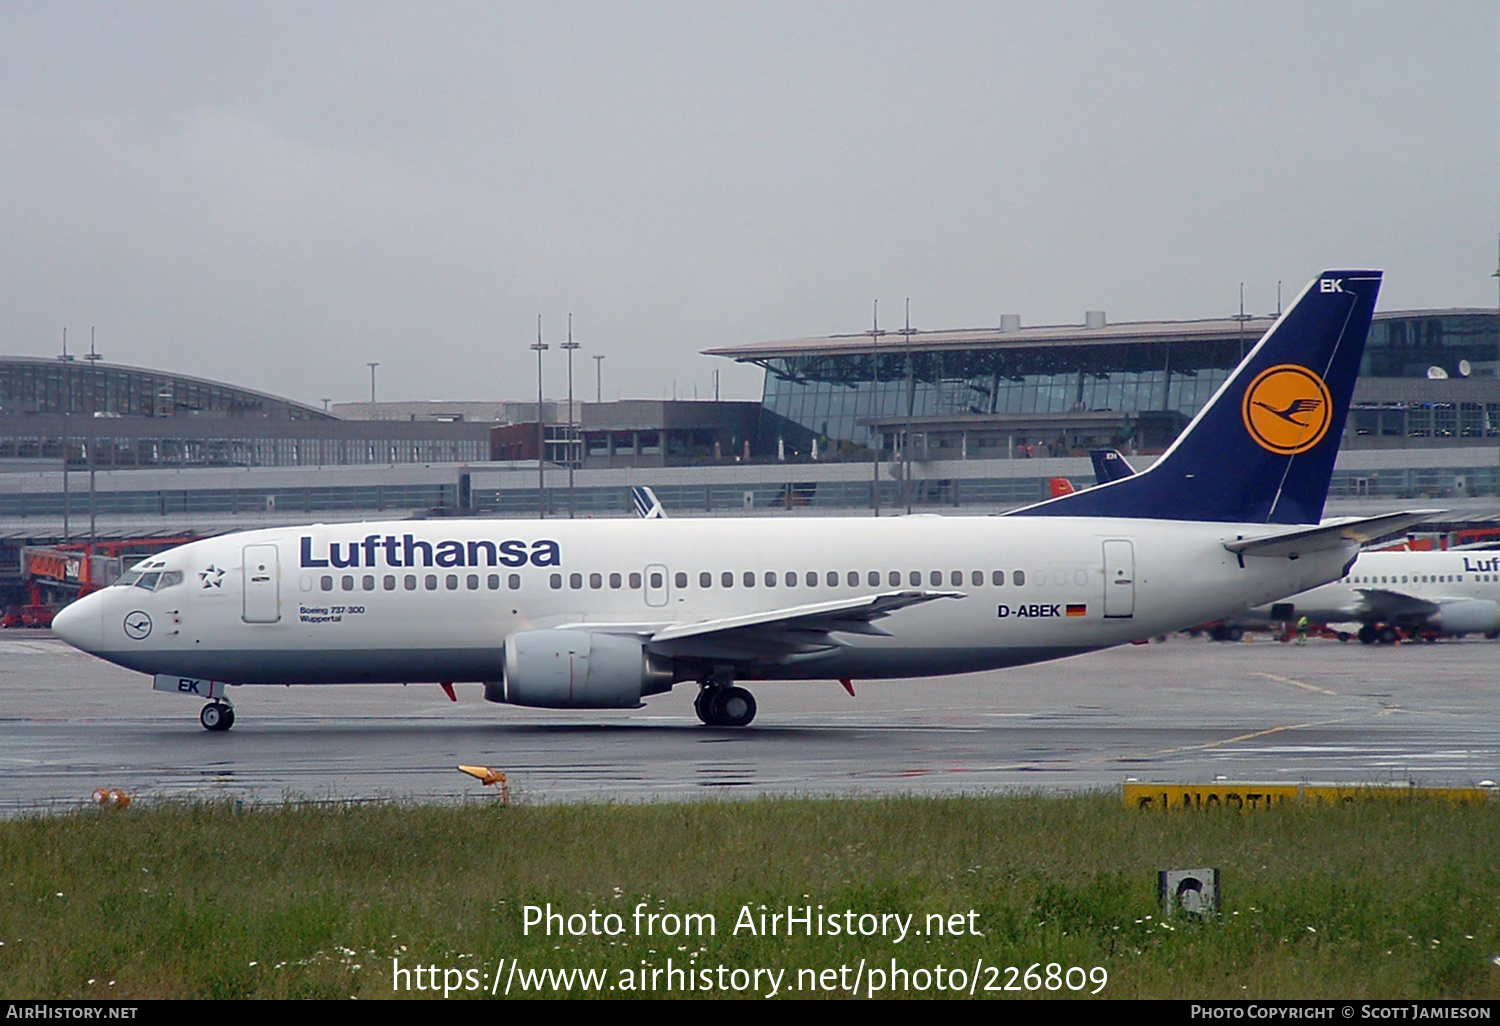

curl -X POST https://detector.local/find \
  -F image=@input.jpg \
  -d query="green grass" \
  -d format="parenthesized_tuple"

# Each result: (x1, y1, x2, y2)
(1, 794, 1498, 999)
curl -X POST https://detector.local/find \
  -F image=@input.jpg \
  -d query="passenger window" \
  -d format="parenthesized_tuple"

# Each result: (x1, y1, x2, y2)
(467, 574, 479, 590)
(363, 575, 375, 591)
(446, 575, 459, 590)
(929, 570, 941, 587)
(550, 574, 563, 589)
(971, 570, 983, 586)
(700, 572, 712, 588)
(385, 575, 397, 591)
(1014, 570, 1026, 586)
(950, 570, 963, 586)
(610, 573, 622, 589)
(321, 575, 334, 591)
(828, 571, 840, 587)
(868, 571, 880, 587)
(590, 573, 603, 589)
(488, 575, 500, 590)
(722, 572, 733, 588)
(889, 571, 901, 587)
(674, 572, 688, 589)
(806, 572, 817, 588)
(848, 571, 859, 587)
(404, 575, 417, 590)
(629, 572, 642, 589)
(765, 571, 776, 587)
(342, 575, 354, 591)
(570, 573, 583, 589)
(649, 572, 662, 589)
(993, 570, 1005, 586)
(909, 571, 921, 587)
(508, 574, 521, 590)
(426, 575, 439, 591)
(743, 571, 755, 588)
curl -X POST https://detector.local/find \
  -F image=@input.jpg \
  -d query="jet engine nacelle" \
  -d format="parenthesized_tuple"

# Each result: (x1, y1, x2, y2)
(1429, 599, 1500, 636)
(491, 630, 675, 709)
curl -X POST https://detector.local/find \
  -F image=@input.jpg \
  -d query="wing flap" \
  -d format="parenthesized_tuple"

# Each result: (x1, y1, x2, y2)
(649, 590, 963, 644)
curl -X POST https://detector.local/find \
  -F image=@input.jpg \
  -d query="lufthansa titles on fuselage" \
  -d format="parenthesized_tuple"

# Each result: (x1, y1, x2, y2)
(299, 534, 560, 570)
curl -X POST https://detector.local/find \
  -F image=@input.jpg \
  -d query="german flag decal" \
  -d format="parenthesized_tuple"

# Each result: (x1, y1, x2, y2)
(1066, 604, 1087, 617)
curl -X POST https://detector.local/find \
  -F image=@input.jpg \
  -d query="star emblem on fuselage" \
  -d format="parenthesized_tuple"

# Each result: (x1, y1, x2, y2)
(199, 565, 225, 588)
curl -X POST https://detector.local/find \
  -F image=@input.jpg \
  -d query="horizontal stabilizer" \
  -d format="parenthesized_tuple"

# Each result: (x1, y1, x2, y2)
(1224, 511, 1440, 559)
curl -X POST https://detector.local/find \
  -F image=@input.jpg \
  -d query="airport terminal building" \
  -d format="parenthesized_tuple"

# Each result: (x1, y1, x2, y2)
(707, 308, 1500, 461)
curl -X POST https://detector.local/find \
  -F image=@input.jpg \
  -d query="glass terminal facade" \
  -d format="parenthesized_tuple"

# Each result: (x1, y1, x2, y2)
(722, 310, 1500, 458)
(0, 358, 489, 468)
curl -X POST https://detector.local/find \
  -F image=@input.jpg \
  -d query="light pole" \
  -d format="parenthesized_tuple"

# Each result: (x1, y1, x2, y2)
(594, 354, 605, 403)
(531, 318, 548, 519)
(901, 299, 915, 515)
(867, 300, 885, 516)
(367, 362, 379, 404)
(561, 316, 581, 519)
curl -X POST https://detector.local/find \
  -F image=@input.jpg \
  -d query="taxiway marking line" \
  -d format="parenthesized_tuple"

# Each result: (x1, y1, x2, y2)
(1253, 671, 1339, 696)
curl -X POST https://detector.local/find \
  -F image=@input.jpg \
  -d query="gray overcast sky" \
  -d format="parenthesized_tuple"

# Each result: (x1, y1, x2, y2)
(2, 2, 1497, 408)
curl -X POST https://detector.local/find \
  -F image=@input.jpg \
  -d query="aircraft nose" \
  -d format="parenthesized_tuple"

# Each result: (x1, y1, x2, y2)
(52, 592, 104, 653)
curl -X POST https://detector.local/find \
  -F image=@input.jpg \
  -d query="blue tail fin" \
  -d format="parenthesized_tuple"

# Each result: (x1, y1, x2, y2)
(1088, 448, 1137, 485)
(1011, 270, 1381, 525)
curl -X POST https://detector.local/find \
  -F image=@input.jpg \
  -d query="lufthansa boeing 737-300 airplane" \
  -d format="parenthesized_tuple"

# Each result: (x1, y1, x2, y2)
(53, 271, 1427, 731)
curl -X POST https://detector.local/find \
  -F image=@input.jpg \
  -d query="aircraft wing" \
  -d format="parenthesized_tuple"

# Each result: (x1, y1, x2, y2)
(1350, 588, 1441, 622)
(643, 591, 964, 661)
(1223, 511, 1441, 559)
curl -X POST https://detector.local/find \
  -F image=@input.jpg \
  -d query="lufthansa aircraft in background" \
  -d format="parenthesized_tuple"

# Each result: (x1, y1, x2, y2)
(1084, 449, 1497, 642)
(53, 271, 1421, 731)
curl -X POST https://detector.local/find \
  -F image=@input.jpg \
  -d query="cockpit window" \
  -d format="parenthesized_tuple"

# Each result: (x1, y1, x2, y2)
(121, 569, 184, 591)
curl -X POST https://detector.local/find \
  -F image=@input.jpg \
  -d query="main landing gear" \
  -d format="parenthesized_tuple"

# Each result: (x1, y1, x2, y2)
(694, 682, 757, 727)
(199, 701, 235, 732)
(1357, 624, 1401, 645)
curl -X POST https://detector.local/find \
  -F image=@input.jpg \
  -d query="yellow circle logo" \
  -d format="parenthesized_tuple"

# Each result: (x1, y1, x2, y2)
(1241, 364, 1332, 455)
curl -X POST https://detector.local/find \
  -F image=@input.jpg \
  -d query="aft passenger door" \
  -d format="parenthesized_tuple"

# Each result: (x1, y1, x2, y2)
(242, 544, 281, 624)
(1102, 540, 1135, 618)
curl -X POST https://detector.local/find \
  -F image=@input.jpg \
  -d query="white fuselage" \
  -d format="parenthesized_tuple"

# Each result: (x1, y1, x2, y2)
(56, 514, 1354, 688)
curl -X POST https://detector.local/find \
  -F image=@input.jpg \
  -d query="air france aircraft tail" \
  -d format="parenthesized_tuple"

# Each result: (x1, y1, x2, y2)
(1013, 272, 1382, 525)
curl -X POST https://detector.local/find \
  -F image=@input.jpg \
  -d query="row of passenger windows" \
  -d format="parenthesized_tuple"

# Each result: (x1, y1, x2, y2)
(312, 567, 1064, 593)
(1343, 574, 1487, 584)
(318, 573, 517, 592)
(553, 568, 1069, 591)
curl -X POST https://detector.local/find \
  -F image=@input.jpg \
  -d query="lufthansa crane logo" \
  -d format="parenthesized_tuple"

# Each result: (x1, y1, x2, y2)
(123, 611, 153, 641)
(1241, 364, 1333, 455)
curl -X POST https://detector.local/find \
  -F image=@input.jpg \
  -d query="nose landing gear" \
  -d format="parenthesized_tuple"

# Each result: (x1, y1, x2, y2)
(199, 701, 235, 732)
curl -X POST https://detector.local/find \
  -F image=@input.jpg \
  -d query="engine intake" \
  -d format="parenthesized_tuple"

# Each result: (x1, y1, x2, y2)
(489, 630, 675, 708)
